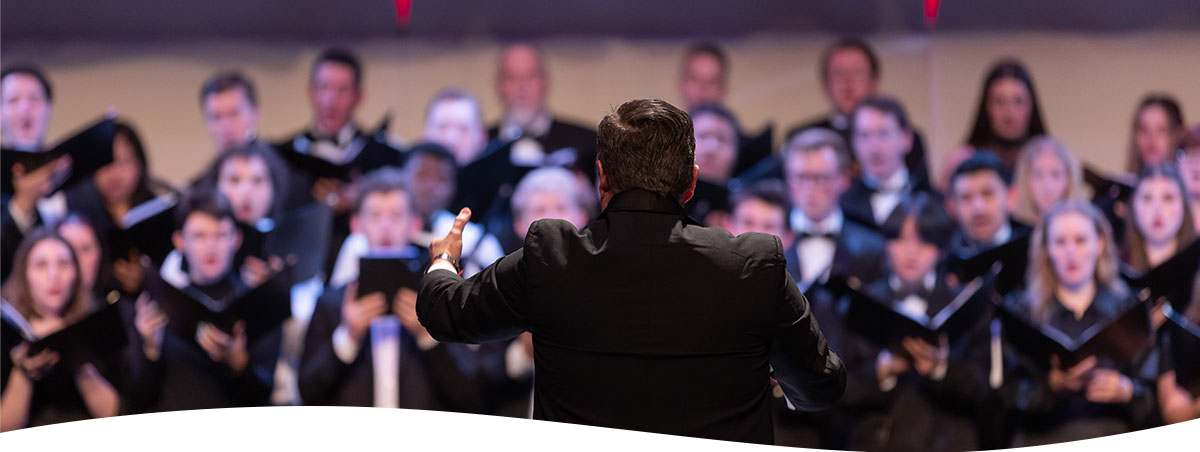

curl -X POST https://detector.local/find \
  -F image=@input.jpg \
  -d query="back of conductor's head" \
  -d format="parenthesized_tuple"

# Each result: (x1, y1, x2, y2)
(596, 99, 698, 205)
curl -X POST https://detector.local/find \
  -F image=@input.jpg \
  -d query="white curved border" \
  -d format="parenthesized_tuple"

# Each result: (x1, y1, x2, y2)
(0, 407, 1196, 451)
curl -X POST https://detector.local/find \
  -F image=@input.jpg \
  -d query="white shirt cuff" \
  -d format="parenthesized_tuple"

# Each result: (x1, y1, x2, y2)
(7, 201, 35, 233)
(505, 338, 535, 379)
(332, 324, 362, 364)
(426, 260, 459, 275)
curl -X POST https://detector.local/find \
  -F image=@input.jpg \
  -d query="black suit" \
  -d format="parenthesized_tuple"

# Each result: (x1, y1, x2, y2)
(1, 194, 38, 284)
(838, 174, 940, 230)
(297, 285, 485, 412)
(418, 189, 846, 444)
(784, 216, 890, 289)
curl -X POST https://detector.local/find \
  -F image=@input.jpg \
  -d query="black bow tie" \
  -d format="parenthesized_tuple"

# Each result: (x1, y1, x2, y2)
(798, 231, 837, 241)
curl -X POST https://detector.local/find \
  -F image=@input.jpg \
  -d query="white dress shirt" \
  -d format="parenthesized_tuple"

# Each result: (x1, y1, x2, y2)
(790, 209, 843, 291)
(865, 167, 910, 225)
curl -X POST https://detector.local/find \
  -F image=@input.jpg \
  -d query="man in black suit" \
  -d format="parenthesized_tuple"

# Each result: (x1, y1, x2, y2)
(274, 48, 404, 277)
(789, 38, 930, 187)
(1, 65, 61, 283)
(945, 151, 1031, 258)
(419, 99, 845, 444)
(783, 127, 889, 291)
(840, 95, 939, 229)
(299, 169, 484, 411)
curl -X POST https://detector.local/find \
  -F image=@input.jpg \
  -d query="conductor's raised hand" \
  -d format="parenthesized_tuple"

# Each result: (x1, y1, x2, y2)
(429, 207, 471, 269)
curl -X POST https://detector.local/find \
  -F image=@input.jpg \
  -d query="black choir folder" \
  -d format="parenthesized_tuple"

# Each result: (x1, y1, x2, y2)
(1, 117, 116, 194)
(946, 234, 1031, 296)
(995, 298, 1151, 369)
(238, 202, 334, 282)
(0, 299, 128, 372)
(143, 263, 293, 342)
(115, 193, 179, 266)
(842, 275, 992, 348)
(1121, 238, 1200, 312)
(1163, 304, 1200, 396)
(357, 249, 424, 315)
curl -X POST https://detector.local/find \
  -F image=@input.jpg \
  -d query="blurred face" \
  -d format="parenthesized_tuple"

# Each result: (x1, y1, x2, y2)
(785, 147, 849, 222)
(403, 154, 455, 222)
(93, 133, 142, 206)
(496, 46, 548, 126)
(852, 106, 911, 182)
(1047, 211, 1102, 292)
(1133, 176, 1186, 248)
(729, 198, 787, 240)
(693, 113, 738, 184)
(950, 171, 1013, 244)
(514, 190, 588, 238)
(1, 73, 52, 150)
(309, 62, 361, 135)
(57, 222, 101, 292)
(217, 155, 274, 223)
(26, 239, 77, 318)
(822, 48, 877, 116)
(1180, 145, 1200, 198)
(174, 213, 240, 285)
(1029, 149, 1070, 215)
(887, 217, 940, 285)
(424, 98, 487, 166)
(356, 190, 417, 249)
(985, 77, 1033, 141)
(679, 53, 726, 110)
(1135, 105, 1176, 168)
(203, 87, 260, 152)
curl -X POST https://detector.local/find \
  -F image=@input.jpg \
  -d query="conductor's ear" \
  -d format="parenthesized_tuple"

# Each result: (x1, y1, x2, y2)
(680, 165, 699, 205)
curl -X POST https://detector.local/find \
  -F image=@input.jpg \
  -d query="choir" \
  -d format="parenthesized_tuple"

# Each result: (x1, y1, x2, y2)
(1, 39, 1197, 451)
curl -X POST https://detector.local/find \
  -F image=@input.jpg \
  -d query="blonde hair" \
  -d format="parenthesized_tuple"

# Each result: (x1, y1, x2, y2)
(1027, 200, 1127, 324)
(1012, 135, 1086, 225)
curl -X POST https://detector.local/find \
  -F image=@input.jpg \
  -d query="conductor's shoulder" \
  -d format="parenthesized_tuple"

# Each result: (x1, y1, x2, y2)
(723, 230, 786, 265)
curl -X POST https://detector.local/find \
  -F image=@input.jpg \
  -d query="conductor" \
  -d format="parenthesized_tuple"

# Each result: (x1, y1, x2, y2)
(417, 98, 845, 444)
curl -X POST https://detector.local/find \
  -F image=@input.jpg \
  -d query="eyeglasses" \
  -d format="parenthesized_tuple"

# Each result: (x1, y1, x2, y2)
(788, 172, 842, 185)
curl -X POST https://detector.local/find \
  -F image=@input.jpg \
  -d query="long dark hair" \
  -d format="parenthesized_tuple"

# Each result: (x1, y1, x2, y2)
(1126, 94, 1186, 174)
(965, 59, 1048, 150)
(113, 120, 159, 206)
(1122, 163, 1196, 272)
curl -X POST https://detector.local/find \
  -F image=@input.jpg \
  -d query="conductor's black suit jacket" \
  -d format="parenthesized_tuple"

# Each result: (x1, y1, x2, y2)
(417, 189, 846, 444)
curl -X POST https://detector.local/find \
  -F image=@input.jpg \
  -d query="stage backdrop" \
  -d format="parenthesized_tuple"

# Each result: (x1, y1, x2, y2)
(3, 31, 1198, 186)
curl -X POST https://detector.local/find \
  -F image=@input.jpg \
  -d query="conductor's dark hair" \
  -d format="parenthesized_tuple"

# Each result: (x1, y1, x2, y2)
(819, 37, 880, 81)
(355, 167, 412, 214)
(312, 48, 363, 89)
(729, 179, 792, 230)
(851, 94, 911, 132)
(950, 151, 1013, 189)
(1, 64, 53, 102)
(688, 103, 743, 137)
(175, 187, 236, 231)
(597, 99, 696, 200)
(880, 192, 955, 250)
(199, 70, 259, 108)
(682, 42, 730, 78)
(965, 58, 1047, 149)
